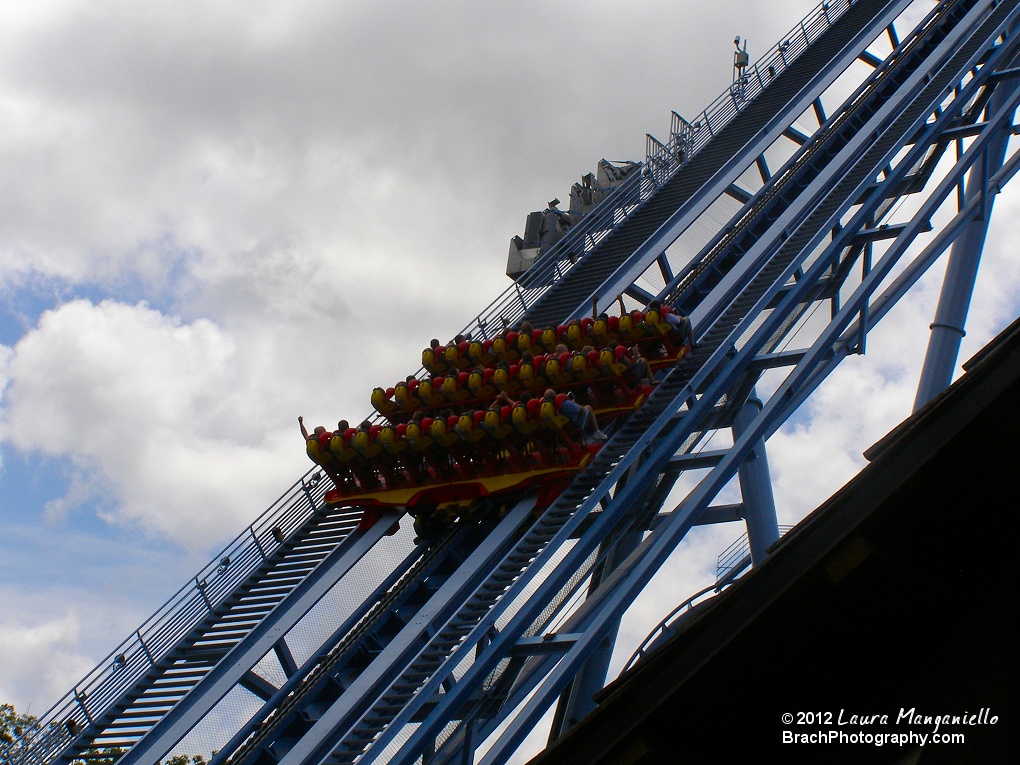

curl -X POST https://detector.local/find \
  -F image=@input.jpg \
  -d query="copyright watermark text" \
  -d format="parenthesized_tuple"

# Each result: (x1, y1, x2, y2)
(779, 707, 998, 748)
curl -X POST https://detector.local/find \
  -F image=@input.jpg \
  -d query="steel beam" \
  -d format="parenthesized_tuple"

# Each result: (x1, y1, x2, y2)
(274, 498, 537, 765)
(733, 388, 780, 565)
(430, 17, 1020, 763)
(578, 0, 916, 321)
(117, 511, 403, 765)
(915, 73, 1018, 408)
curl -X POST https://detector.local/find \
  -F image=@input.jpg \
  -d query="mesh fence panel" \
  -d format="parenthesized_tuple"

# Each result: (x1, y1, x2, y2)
(166, 686, 264, 763)
(251, 651, 286, 689)
(285, 523, 416, 667)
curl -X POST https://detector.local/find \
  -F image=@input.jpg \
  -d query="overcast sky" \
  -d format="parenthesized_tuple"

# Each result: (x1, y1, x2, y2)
(2, 0, 1018, 759)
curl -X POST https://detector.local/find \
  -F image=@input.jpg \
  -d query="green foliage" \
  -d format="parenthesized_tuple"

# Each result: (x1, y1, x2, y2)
(1, 703, 111, 763)
(1, 703, 39, 755)
(73, 746, 124, 765)
(4, 702, 209, 765)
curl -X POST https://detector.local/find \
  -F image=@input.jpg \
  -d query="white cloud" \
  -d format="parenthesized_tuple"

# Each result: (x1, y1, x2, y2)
(0, 344, 10, 468)
(0, 0, 821, 297)
(0, 299, 307, 546)
(768, 349, 921, 521)
(2, 0, 1017, 752)
(0, 612, 94, 712)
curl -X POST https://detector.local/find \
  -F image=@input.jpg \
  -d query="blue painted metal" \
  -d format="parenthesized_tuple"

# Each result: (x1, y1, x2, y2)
(204, 497, 537, 765)
(665, 0, 981, 326)
(758, 104, 1020, 440)
(265, 498, 538, 765)
(387, 0, 906, 343)
(549, 525, 645, 740)
(201, 534, 444, 765)
(412, 8, 1020, 763)
(5, 472, 366, 764)
(619, 531, 777, 674)
(115, 511, 403, 765)
(914, 76, 1017, 409)
(196, 2, 1020, 762)
(549, 440, 692, 742)
(472, 119, 1020, 758)
(270, 8, 1020, 760)
(568, 0, 918, 323)
(732, 387, 779, 565)
(9, 2, 1020, 765)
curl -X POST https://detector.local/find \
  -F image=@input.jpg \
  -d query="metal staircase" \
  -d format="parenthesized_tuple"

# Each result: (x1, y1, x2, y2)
(520, 0, 916, 328)
(212, 499, 536, 765)
(7, 1, 1020, 764)
(436, 0, 918, 341)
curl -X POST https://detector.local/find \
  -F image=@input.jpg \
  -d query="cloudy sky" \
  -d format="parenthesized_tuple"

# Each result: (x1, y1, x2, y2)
(1, 0, 1018, 758)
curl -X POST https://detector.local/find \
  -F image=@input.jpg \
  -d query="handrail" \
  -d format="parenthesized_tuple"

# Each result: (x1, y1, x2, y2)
(661, 0, 952, 310)
(449, 0, 862, 346)
(716, 532, 754, 578)
(5, 469, 332, 765)
(620, 579, 731, 674)
(365, 0, 864, 423)
(645, 0, 860, 188)
(4, 1, 875, 761)
(624, 522, 796, 672)
(717, 526, 793, 578)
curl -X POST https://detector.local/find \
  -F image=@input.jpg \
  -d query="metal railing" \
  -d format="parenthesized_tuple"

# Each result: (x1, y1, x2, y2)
(366, 0, 865, 427)
(5, 469, 331, 765)
(645, 0, 859, 188)
(5, 2, 868, 761)
(620, 580, 731, 674)
(446, 0, 862, 345)
(623, 524, 795, 672)
(717, 525, 794, 578)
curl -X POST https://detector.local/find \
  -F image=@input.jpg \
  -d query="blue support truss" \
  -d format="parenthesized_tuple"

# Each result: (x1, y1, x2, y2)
(6, 2, 1020, 765)
(914, 67, 1017, 408)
